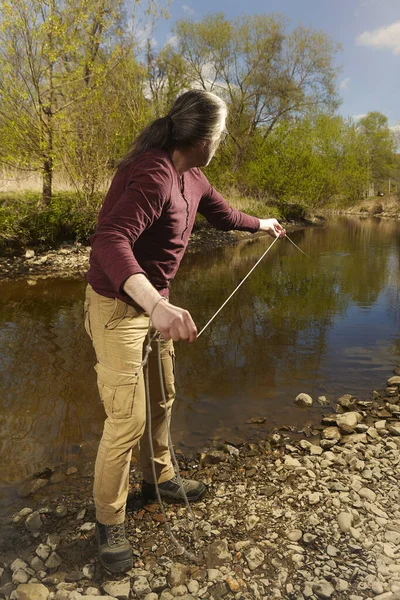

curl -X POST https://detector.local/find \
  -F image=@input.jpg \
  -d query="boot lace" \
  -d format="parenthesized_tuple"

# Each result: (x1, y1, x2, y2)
(108, 524, 126, 546)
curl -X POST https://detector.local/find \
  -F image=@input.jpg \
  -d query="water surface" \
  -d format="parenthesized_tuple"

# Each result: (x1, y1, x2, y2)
(1, 216, 400, 510)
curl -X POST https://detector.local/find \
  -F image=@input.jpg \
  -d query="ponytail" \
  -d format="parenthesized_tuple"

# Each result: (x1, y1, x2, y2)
(118, 90, 227, 169)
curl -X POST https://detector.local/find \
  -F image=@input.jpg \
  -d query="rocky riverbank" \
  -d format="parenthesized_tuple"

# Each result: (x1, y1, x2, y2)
(0, 229, 265, 282)
(2, 373, 400, 600)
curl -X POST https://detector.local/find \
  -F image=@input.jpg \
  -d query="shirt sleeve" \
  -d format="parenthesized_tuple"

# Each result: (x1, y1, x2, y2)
(197, 178, 260, 233)
(90, 155, 173, 293)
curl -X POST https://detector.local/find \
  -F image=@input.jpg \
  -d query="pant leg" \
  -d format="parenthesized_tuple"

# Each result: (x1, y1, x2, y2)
(140, 336, 176, 484)
(85, 284, 148, 525)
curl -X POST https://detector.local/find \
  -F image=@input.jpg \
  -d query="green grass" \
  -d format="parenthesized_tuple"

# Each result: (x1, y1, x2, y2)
(0, 191, 101, 253)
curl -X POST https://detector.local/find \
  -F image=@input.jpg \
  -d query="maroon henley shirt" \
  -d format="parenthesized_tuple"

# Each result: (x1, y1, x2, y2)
(86, 149, 260, 304)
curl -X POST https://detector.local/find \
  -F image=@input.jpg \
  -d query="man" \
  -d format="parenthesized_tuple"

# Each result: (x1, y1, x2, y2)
(84, 89, 286, 572)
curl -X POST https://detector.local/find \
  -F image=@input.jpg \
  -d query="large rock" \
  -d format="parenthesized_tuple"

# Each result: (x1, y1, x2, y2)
(388, 376, 400, 386)
(336, 412, 362, 433)
(16, 584, 49, 600)
(295, 393, 313, 407)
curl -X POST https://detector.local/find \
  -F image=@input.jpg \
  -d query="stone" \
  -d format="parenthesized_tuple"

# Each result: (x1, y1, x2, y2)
(225, 577, 241, 593)
(55, 505, 68, 519)
(143, 595, 158, 600)
(11, 560, 29, 573)
(35, 546, 51, 561)
(202, 450, 227, 464)
(388, 376, 400, 386)
(19, 480, 48, 498)
(80, 523, 95, 532)
(66, 467, 78, 475)
(244, 546, 265, 571)
(335, 579, 349, 592)
(312, 581, 335, 598)
(168, 564, 188, 587)
(286, 529, 302, 542)
(337, 394, 356, 409)
(207, 569, 220, 582)
(284, 456, 302, 468)
(30, 558, 45, 573)
(187, 581, 199, 595)
(322, 427, 341, 441)
(317, 396, 330, 406)
(65, 572, 85, 583)
(295, 393, 313, 407)
(308, 492, 321, 505)
(169, 585, 187, 596)
(45, 554, 62, 570)
(102, 580, 130, 600)
(338, 512, 353, 533)
(25, 512, 43, 532)
(336, 412, 362, 433)
(359, 487, 376, 502)
(205, 540, 231, 568)
(82, 565, 95, 580)
(15, 584, 49, 600)
(132, 577, 151, 597)
(13, 508, 33, 524)
(151, 577, 168, 593)
(13, 571, 30, 585)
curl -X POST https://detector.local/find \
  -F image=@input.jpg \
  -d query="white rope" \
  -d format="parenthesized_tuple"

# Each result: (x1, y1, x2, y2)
(197, 235, 280, 338)
(140, 231, 311, 562)
(143, 327, 201, 562)
(285, 234, 312, 259)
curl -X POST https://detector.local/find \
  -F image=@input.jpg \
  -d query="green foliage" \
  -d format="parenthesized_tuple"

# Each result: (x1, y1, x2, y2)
(0, 192, 99, 251)
(238, 113, 372, 210)
(357, 112, 397, 190)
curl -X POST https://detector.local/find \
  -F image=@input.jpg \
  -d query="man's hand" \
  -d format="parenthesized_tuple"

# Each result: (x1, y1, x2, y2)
(123, 273, 197, 342)
(259, 218, 286, 238)
(151, 300, 197, 343)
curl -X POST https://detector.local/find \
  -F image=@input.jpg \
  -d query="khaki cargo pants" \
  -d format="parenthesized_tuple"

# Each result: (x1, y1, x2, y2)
(84, 284, 176, 525)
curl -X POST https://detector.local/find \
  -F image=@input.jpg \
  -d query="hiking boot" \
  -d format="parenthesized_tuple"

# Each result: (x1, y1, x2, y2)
(95, 521, 133, 573)
(142, 476, 207, 503)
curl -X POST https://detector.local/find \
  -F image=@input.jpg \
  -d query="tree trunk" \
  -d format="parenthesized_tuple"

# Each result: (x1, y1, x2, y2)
(41, 156, 53, 206)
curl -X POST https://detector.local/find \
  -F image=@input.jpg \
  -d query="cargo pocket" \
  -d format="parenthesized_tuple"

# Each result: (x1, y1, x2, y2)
(83, 299, 93, 341)
(95, 363, 139, 419)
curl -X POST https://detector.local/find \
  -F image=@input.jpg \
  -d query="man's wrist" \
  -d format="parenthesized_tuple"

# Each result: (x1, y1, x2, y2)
(150, 296, 167, 319)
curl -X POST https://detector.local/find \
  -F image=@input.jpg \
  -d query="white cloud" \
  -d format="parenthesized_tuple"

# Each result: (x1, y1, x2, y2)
(352, 114, 367, 121)
(182, 4, 194, 15)
(339, 77, 351, 91)
(166, 34, 179, 48)
(356, 20, 400, 55)
(135, 23, 158, 50)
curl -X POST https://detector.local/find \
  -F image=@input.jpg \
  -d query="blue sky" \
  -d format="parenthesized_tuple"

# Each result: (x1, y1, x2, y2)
(152, 0, 399, 132)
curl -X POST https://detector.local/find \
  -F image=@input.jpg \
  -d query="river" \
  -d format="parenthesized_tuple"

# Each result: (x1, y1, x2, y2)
(1, 216, 400, 512)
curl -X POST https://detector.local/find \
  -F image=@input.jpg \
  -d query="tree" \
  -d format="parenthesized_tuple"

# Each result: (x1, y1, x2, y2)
(0, 0, 126, 206)
(357, 112, 397, 193)
(239, 114, 371, 208)
(174, 13, 341, 170)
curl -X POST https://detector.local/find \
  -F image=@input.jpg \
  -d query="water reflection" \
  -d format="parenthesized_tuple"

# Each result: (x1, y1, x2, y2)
(1, 217, 400, 504)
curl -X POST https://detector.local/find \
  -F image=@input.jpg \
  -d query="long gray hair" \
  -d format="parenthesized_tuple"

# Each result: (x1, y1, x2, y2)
(118, 89, 227, 169)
